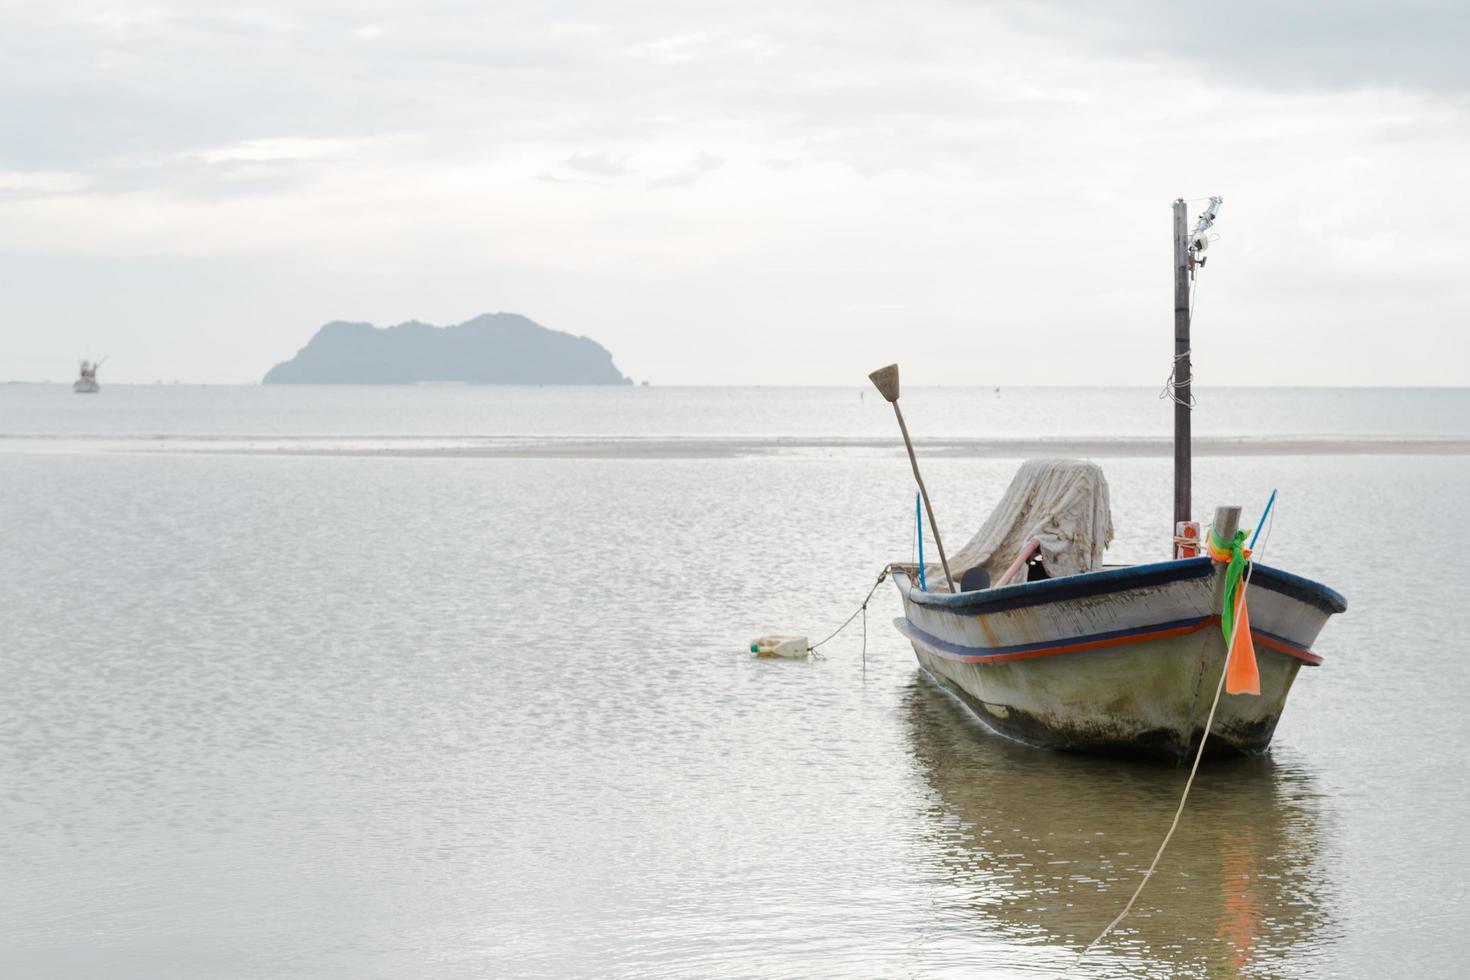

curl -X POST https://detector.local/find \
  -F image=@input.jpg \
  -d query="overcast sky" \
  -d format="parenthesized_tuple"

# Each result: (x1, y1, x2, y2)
(2, 0, 1467, 385)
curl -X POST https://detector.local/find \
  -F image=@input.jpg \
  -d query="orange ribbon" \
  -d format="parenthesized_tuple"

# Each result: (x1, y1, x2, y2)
(1208, 529, 1260, 697)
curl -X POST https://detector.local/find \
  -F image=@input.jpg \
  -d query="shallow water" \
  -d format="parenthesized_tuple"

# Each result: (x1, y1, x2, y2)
(5, 382, 1469, 441)
(2, 387, 1468, 977)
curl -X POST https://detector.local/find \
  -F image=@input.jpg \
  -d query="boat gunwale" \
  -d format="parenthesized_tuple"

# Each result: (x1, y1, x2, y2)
(893, 613, 1324, 667)
(894, 557, 1346, 616)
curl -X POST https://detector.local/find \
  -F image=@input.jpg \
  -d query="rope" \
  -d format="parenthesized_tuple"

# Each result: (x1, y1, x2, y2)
(1158, 349, 1196, 409)
(809, 567, 891, 659)
(1159, 267, 1203, 409)
(1073, 504, 1276, 970)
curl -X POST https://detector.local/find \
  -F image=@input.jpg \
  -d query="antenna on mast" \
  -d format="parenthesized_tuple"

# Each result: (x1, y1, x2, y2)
(1186, 196, 1224, 268)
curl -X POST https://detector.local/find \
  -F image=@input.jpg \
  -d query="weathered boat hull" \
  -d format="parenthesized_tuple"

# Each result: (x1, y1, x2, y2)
(892, 558, 1344, 760)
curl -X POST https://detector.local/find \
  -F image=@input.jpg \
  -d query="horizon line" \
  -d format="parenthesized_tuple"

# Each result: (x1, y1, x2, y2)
(5, 380, 1469, 391)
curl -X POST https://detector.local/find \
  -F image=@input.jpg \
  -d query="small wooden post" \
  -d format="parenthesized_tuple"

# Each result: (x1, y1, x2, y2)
(1173, 199, 1192, 538)
(1212, 505, 1241, 546)
(869, 364, 957, 593)
(1211, 506, 1242, 623)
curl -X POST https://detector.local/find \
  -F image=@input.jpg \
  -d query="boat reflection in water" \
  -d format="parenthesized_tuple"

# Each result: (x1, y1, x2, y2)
(903, 677, 1335, 976)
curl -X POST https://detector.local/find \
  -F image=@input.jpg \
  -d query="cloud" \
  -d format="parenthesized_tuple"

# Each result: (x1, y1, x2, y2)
(0, 0, 1466, 384)
(649, 152, 725, 188)
(0, 170, 90, 196)
(564, 152, 631, 177)
(190, 137, 373, 166)
(622, 33, 715, 65)
(993, 0, 1470, 94)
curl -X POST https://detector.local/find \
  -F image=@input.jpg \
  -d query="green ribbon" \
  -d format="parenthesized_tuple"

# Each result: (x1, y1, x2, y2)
(1210, 528, 1250, 643)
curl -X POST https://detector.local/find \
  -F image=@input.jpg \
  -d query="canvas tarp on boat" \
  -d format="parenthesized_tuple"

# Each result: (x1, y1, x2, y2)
(924, 458, 1113, 589)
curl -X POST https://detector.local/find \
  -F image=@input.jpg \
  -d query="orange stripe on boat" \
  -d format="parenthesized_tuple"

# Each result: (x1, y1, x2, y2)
(973, 620, 1216, 664)
(1252, 630, 1322, 665)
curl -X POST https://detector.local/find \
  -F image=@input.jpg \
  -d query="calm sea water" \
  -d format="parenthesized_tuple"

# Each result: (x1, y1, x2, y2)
(3, 385, 1468, 978)
(2, 384, 1469, 442)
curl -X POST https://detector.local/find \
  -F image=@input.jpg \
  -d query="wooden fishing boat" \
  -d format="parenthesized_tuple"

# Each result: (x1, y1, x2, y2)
(891, 548, 1344, 759)
(872, 198, 1345, 759)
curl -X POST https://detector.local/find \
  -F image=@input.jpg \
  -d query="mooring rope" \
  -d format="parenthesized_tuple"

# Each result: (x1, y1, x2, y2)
(808, 567, 892, 667)
(1072, 503, 1276, 971)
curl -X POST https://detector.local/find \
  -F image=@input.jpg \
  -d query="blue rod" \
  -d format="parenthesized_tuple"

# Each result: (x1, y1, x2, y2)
(1249, 489, 1277, 549)
(916, 492, 927, 592)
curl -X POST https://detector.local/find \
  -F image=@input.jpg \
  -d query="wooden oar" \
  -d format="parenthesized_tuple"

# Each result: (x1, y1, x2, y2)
(868, 364, 956, 593)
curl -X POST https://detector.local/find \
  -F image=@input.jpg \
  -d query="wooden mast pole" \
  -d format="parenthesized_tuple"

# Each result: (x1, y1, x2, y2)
(1172, 199, 1192, 536)
(868, 364, 957, 593)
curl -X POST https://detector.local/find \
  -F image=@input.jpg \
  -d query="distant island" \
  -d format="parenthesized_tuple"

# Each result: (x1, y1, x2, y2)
(262, 313, 632, 385)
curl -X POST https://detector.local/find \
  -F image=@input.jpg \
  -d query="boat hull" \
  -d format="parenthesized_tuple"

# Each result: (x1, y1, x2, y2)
(893, 558, 1344, 760)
